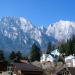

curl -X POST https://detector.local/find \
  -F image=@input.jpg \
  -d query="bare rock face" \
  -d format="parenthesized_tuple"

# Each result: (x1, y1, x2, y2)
(0, 17, 75, 54)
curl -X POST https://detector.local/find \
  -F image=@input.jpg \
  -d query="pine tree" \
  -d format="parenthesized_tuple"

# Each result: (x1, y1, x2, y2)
(0, 50, 4, 60)
(29, 43, 41, 62)
(16, 51, 23, 60)
(46, 42, 52, 54)
(9, 51, 16, 60)
(58, 35, 75, 56)
(69, 35, 75, 55)
(59, 43, 68, 55)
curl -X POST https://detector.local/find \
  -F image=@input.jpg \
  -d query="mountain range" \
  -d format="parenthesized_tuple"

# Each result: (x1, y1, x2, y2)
(0, 16, 75, 54)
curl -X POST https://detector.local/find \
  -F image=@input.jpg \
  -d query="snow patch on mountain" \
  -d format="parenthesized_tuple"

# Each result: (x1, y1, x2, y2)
(0, 17, 75, 54)
(46, 20, 75, 42)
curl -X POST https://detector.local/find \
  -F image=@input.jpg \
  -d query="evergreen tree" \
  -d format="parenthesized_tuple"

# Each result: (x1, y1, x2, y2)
(58, 42, 69, 56)
(70, 35, 75, 55)
(9, 51, 16, 60)
(16, 51, 23, 60)
(46, 42, 52, 54)
(58, 35, 75, 56)
(0, 50, 4, 60)
(29, 43, 41, 62)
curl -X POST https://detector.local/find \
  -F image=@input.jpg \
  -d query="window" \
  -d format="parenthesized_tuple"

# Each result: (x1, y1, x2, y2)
(8, 72, 13, 75)
(18, 70, 21, 74)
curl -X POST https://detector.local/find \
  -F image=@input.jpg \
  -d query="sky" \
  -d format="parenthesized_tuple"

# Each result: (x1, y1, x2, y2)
(0, 0, 75, 26)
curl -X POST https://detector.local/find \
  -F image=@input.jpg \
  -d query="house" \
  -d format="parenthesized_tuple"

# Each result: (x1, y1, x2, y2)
(54, 66, 75, 75)
(1, 60, 42, 75)
(68, 67, 75, 75)
(0, 61, 11, 75)
(51, 49, 60, 57)
(20, 60, 28, 64)
(40, 54, 54, 63)
(51, 63, 75, 75)
(40, 49, 60, 63)
(55, 67, 71, 75)
(13, 63, 43, 75)
(51, 64, 69, 75)
(65, 55, 75, 67)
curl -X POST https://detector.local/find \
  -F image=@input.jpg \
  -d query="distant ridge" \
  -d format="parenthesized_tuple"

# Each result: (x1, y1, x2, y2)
(0, 17, 75, 54)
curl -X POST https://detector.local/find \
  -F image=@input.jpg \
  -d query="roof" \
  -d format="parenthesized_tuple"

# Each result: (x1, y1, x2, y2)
(41, 54, 54, 62)
(47, 55, 54, 62)
(53, 64, 66, 74)
(65, 55, 75, 61)
(13, 63, 43, 72)
(68, 67, 75, 75)
(51, 49, 60, 57)
(20, 60, 28, 64)
(53, 65, 75, 75)
(32, 61, 42, 68)
(0, 61, 8, 71)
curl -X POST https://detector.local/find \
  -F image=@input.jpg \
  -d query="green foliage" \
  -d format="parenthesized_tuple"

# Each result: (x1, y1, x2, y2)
(0, 50, 4, 60)
(46, 42, 52, 54)
(58, 42, 69, 55)
(58, 35, 75, 56)
(23, 56, 28, 60)
(29, 43, 41, 62)
(9, 51, 23, 63)
(9, 51, 16, 60)
(16, 51, 23, 61)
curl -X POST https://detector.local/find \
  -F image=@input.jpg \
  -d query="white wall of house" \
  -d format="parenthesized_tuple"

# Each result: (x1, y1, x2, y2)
(40, 49, 60, 63)
(65, 55, 75, 67)
(46, 55, 54, 62)
(72, 59, 75, 67)
(66, 61, 73, 67)
(13, 74, 16, 75)
(2, 72, 8, 75)
(0, 71, 10, 75)
(51, 49, 60, 56)
(40, 54, 54, 63)
(40, 54, 47, 63)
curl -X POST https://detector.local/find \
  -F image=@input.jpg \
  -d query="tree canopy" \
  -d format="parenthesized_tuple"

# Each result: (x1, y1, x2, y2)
(58, 35, 75, 56)
(29, 43, 41, 62)
(0, 50, 4, 60)
(46, 42, 52, 54)
(9, 51, 16, 60)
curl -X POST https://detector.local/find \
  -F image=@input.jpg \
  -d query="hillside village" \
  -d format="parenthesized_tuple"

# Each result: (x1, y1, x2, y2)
(0, 48, 75, 75)
(0, 0, 75, 75)
(0, 36, 75, 75)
